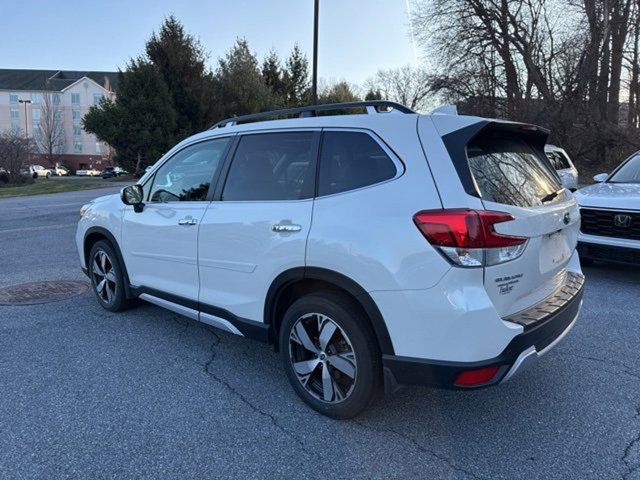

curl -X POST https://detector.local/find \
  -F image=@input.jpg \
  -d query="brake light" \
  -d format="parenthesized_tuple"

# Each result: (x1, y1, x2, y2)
(454, 365, 502, 386)
(413, 209, 528, 267)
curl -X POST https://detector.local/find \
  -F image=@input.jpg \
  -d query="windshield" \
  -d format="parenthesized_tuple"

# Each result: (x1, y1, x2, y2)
(467, 135, 562, 207)
(609, 154, 640, 183)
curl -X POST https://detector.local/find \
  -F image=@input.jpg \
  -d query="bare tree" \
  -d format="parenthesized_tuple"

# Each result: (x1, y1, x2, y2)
(36, 90, 66, 165)
(0, 131, 34, 183)
(365, 65, 433, 111)
(625, 0, 640, 127)
(410, 0, 640, 176)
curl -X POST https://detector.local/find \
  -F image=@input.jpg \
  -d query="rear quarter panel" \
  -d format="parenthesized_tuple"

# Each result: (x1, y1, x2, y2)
(306, 119, 450, 292)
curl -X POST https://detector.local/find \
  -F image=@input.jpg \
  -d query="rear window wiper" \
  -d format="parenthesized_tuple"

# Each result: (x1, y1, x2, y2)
(540, 190, 560, 203)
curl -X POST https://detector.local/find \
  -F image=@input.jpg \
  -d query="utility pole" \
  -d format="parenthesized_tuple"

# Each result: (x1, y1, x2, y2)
(311, 0, 319, 105)
(18, 99, 32, 138)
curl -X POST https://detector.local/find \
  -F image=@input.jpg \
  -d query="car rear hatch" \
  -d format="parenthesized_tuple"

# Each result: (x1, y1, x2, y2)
(422, 117, 581, 319)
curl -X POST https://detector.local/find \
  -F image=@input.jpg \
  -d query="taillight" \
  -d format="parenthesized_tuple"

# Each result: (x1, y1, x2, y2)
(413, 209, 528, 267)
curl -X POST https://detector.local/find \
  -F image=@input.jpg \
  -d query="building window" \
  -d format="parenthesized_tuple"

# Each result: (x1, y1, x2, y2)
(31, 93, 42, 104)
(54, 110, 62, 121)
(96, 142, 102, 154)
(74, 141, 83, 153)
(71, 93, 80, 105)
(73, 125, 82, 136)
(53, 94, 61, 105)
(93, 94, 103, 106)
(32, 108, 41, 122)
(10, 108, 19, 120)
(11, 124, 20, 135)
(72, 109, 81, 123)
(10, 93, 18, 104)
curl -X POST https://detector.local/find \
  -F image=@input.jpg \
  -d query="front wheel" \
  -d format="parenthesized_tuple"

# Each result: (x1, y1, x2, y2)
(279, 291, 381, 419)
(88, 240, 129, 312)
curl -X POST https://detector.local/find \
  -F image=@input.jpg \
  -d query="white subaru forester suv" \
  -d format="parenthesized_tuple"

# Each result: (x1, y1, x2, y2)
(76, 101, 584, 419)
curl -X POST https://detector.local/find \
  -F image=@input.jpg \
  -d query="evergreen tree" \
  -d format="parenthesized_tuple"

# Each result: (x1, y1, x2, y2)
(319, 81, 361, 104)
(365, 89, 383, 101)
(284, 44, 310, 106)
(83, 59, 177, 175)
(262, 50, 287, 103)
(213, 38, 275, 119)
(145, 15, 216, 138)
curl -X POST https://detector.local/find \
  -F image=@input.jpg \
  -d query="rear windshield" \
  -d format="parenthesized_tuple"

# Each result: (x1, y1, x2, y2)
(545, 151, 570, 170)
(467, 135, 562, 207)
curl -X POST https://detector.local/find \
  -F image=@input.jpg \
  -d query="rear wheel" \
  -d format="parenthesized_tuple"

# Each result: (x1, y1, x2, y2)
(88, 240, 129, 312)
(279, 291, 381, 419)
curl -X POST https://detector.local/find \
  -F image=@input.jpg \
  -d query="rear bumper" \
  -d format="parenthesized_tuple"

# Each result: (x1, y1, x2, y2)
(382, 272, 584, 390)
(578, 241, 640, 265)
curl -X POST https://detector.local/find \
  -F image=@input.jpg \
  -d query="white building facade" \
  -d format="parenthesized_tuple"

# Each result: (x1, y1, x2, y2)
(0, 69, 118, 170)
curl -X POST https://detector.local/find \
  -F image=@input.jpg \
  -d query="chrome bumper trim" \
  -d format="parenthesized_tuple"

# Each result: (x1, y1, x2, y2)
(501, 301, 582, 383)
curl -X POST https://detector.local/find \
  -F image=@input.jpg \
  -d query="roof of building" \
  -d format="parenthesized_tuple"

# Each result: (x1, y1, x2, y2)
(0, 69, 119, 92)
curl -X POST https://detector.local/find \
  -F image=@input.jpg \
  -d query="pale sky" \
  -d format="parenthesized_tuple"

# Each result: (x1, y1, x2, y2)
(0, 0, 419, 86)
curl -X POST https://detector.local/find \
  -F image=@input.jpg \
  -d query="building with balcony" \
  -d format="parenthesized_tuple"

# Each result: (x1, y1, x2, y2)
(0, 69, 118, 171)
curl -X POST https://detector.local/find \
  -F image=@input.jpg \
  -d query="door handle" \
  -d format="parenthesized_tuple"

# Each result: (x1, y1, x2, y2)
(178, 217, 198, 226)
(272, 223, 302, 233)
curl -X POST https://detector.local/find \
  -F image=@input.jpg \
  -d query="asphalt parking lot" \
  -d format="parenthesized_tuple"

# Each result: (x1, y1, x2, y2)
(0, 188, 639, 479)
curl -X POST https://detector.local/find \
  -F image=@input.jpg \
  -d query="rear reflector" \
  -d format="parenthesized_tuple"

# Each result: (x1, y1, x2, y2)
(454, 365, 502, 386)
(413, 209, 528, 267)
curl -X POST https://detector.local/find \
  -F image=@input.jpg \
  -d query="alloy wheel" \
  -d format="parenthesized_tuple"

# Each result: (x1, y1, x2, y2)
(288, 313, 357, 403)
(91, 250, 117, 304)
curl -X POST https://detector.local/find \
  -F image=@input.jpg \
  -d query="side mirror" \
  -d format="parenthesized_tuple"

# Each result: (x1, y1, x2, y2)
(120, 184, 145, 212)
(593, 173, 608, 183)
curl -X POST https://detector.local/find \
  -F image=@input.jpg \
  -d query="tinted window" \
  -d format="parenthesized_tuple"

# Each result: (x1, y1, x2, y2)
(149, 138, 230, 202)
(546, 151, 570, 170)
(610, 155, 640, 183)
(222, 132, 315, 201)
(467, 135, 562, 207)
(318, 131, 397, 196)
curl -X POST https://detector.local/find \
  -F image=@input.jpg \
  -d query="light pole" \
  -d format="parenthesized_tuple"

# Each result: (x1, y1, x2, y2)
(311, 0, 319, 105)
(18, 99, 32, 138)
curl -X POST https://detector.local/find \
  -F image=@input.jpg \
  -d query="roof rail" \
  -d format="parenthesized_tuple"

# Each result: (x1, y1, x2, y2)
(209, 101, 415, 129)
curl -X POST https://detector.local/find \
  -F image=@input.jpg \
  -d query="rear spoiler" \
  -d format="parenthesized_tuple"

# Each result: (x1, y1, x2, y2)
(439, 120, 551, 198)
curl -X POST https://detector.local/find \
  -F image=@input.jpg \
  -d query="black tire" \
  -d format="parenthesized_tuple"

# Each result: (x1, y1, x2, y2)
(88, 240, 129, 312)
(279, 291, 381, 419)
(580, 256, 594, 267)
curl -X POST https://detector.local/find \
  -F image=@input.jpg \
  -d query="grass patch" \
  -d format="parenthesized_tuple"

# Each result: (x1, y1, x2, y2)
(0, 177, 129, 198)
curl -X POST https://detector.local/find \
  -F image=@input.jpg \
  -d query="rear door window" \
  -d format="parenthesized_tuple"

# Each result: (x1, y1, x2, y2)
(222, 132, 315, 201)
(318, 131, 397, 196)
(467, 135, 562, 207)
